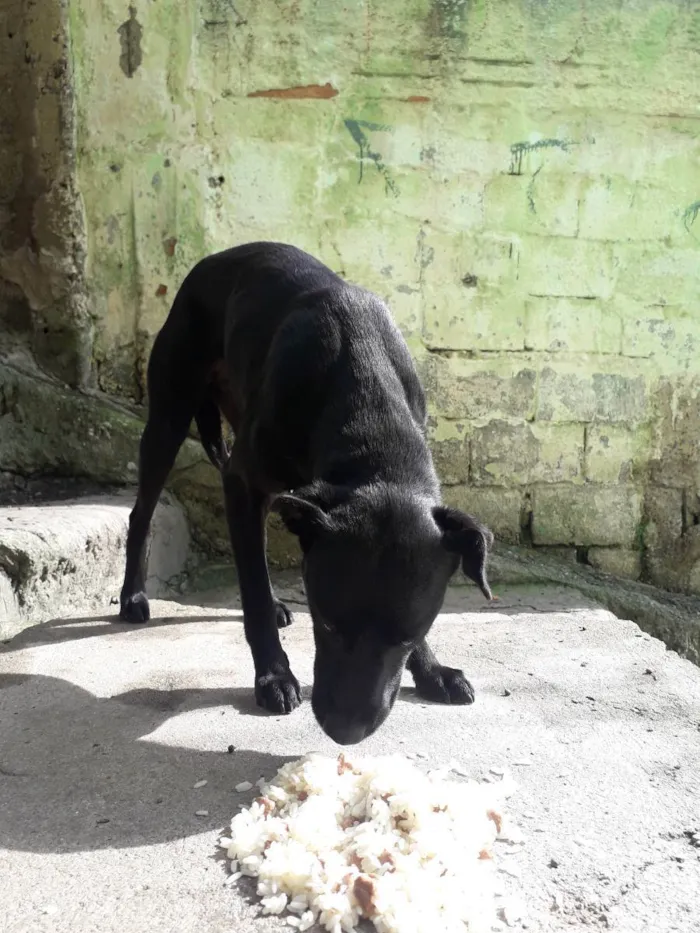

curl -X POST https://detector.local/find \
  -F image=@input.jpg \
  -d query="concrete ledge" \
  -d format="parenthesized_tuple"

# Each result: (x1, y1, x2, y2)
(0, 359, 294, 565)
(0, 492, 191, 638)
(489, 543, 700, 666)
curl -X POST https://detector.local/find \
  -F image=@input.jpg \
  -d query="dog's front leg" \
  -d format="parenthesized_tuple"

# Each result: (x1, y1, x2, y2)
(222, 469, 301, 714)
(407, 638, 475, 705)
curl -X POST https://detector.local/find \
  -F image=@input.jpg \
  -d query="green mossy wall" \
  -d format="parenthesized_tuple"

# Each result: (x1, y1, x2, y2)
(2, 0, 700, 590)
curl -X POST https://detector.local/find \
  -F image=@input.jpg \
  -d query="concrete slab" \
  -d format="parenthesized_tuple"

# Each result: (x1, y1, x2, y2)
(0, 492, 191, 638)
(1, 581, 699, 933)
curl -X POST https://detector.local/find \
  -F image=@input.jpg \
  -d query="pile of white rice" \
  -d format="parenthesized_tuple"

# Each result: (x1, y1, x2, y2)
(220, 753, 522, 933)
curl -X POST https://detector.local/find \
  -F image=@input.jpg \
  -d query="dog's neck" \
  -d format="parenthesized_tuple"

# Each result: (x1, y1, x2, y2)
(315, 436, 442, 504)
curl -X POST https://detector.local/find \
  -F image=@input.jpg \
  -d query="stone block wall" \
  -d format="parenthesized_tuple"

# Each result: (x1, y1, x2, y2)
(2, 0, 700, 592)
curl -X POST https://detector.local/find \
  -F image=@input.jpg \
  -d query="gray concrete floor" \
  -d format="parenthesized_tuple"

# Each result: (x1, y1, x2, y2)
(1, 579, 699, 933)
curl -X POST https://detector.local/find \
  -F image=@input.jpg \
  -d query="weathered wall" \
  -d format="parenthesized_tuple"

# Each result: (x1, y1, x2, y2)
(2, 0, 700, 591)
(0, 0, 92, 387)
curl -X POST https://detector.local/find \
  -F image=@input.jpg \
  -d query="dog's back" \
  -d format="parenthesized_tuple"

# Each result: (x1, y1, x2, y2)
(258, 288, 436, 493)
(151, 242, 436, 495)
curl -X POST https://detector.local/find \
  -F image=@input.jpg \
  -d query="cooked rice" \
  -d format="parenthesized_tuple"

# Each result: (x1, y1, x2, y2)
(220, 753, 521, 933)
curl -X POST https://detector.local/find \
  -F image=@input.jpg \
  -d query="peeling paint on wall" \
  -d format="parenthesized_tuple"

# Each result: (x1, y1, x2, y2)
(247, 83, 338, 99)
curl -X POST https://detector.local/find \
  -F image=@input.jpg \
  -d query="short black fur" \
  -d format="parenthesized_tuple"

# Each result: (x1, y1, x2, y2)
(119, 242, 494, 744)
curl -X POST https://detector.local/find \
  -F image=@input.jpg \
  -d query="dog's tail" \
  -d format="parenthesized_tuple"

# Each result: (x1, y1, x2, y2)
(194, 396, 229, 472)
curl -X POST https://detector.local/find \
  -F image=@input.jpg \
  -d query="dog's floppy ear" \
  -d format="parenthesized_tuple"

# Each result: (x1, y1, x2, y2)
(433, 506, 494, 600)
(271, 484, 339, 549)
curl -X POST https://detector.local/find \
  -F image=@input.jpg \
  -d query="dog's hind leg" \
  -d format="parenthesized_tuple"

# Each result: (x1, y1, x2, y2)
(222, 467, 301, 713)
(119, 410, 193, 622)
(407, 638, 475, 705)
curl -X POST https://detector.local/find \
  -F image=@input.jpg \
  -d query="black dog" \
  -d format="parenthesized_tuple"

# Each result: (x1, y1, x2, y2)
(120, 242, 494, 745)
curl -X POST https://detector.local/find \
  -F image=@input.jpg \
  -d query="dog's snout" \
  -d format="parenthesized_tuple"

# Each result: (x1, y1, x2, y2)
(320, 714, 368, 746)
(312, 638, 407, 745)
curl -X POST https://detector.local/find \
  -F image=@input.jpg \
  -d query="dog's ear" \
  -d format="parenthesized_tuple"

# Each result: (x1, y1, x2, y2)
(271, 485, 338, 549)
(433, 506, 494, 600)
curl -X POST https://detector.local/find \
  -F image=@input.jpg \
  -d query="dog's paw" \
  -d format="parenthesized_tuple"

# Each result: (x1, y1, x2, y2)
(274, 599, 293, 629)
(414, 665, 475, 705)
(255, 667, 302, 714)
(119, 592, 150, 623)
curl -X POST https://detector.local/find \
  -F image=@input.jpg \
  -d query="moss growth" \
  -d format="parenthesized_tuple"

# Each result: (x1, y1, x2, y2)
(5, 0, 700, 597)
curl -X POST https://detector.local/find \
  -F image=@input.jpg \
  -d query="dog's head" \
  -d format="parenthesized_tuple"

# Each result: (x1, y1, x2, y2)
(272, 482, 493, 745)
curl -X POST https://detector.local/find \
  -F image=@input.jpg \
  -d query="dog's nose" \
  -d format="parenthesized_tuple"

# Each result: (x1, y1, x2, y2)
(321, 714, 368, 746)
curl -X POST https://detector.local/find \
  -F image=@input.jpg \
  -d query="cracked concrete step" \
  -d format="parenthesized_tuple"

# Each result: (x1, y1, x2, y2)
(0, 492, 190, 638)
